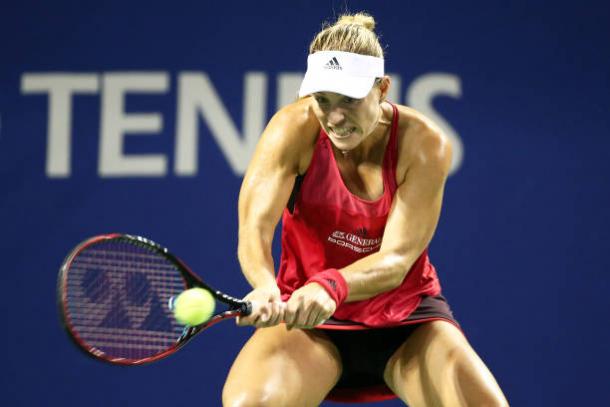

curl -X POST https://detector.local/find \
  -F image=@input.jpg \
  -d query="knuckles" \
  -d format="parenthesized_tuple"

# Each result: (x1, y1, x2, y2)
(239, 285, 337, 329)
(237, 300, 286, 328)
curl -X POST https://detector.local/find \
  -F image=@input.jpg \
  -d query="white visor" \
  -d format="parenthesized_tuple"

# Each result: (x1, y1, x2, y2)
(298, 51, 384, 99)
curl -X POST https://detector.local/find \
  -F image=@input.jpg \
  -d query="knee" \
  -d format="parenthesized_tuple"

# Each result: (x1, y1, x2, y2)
(222, 388, 287, 407)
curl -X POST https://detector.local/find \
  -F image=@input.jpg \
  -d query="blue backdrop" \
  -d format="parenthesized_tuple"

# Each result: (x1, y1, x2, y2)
(1, 1, 609, 405)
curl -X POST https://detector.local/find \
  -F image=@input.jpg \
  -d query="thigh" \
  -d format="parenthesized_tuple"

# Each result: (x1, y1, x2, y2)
(383, 320, 508, 407)
(223, 324, 342, 407)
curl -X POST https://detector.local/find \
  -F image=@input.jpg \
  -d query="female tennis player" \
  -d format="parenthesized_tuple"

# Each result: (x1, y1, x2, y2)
(222, 12, 509, 406)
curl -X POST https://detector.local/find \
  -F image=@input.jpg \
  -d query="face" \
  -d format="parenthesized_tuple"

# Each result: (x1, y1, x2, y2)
(311, 84, 384, 152)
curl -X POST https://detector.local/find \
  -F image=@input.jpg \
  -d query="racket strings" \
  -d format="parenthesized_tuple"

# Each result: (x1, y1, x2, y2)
(64, 240, 186, 361)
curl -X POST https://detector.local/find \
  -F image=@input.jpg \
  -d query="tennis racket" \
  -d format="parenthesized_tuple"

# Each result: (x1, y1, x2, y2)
(57, 233, 252, 365)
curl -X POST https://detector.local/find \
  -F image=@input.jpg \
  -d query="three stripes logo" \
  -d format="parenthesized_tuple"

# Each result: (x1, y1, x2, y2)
(324, 57, 342, 70)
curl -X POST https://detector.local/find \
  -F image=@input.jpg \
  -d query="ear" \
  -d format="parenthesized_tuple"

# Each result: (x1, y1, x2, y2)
(378, 76, 391, 101)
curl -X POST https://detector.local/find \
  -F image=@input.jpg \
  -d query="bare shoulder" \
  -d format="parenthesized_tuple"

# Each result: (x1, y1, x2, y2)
(393, 104, 453, 185)
(260, 97, 320, 174)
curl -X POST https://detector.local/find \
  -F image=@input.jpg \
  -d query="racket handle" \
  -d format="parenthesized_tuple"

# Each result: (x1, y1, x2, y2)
(240, 301, 253, 316)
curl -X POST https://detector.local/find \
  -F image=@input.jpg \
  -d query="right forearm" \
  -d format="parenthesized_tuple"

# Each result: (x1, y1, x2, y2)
(236, 105, 306, 289)
(238, 226, 277, 289)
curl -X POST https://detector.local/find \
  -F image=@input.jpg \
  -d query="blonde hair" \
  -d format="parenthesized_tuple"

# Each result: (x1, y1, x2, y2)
(309, 12, 384, 58)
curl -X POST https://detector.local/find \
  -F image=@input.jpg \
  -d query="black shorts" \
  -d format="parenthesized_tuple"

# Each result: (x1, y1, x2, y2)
(316, 294, 460, 403)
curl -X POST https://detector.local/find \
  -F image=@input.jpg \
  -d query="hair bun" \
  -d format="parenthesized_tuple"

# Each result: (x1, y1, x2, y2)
(309, 11, 383, 57)
(336, 12, 376, 31)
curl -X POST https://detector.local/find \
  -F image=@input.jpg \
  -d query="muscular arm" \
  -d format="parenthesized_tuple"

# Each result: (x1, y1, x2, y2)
(238, 101, 318, 290)
(340, 116, 453, 301)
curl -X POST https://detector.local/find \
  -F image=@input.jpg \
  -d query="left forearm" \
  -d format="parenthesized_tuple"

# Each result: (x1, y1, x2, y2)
(339, 249, 421, 302)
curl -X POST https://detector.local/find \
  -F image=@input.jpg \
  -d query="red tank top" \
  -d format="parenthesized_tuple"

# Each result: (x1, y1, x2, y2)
(277, 103, 441, 327)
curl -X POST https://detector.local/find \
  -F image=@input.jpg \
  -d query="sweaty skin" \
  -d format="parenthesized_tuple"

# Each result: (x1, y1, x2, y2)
(236, 77, 452, 329)
(225, 78, 509, 407)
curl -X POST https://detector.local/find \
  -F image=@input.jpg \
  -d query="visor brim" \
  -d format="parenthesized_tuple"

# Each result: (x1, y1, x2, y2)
(298, 71, 377, 99)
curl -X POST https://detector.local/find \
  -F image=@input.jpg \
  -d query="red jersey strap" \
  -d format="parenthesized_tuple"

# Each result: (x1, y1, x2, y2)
(383, 102, 399, 195)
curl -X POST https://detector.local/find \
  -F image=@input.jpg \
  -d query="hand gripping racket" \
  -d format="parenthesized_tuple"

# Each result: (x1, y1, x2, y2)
(57, 234, 252, 365)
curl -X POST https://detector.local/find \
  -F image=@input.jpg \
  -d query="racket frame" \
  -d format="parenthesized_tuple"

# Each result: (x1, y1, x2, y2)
(57, 233, 251, 365)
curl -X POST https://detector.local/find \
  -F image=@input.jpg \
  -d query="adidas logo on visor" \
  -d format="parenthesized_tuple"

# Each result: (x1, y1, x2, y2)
(324, 57, 342, 70)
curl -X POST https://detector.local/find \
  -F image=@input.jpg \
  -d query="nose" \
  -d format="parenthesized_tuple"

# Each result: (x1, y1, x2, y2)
(327, 108, 346, 127)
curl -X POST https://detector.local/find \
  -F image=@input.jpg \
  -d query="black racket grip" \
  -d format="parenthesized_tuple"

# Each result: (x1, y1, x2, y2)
(240, 301, 253, 316)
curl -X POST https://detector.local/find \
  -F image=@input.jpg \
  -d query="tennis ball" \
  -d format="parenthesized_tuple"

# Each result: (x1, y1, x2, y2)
(172, 288, 215, 326)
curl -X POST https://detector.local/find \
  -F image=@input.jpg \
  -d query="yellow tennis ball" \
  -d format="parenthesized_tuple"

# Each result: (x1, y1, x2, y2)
(172, 288, 215, 326)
